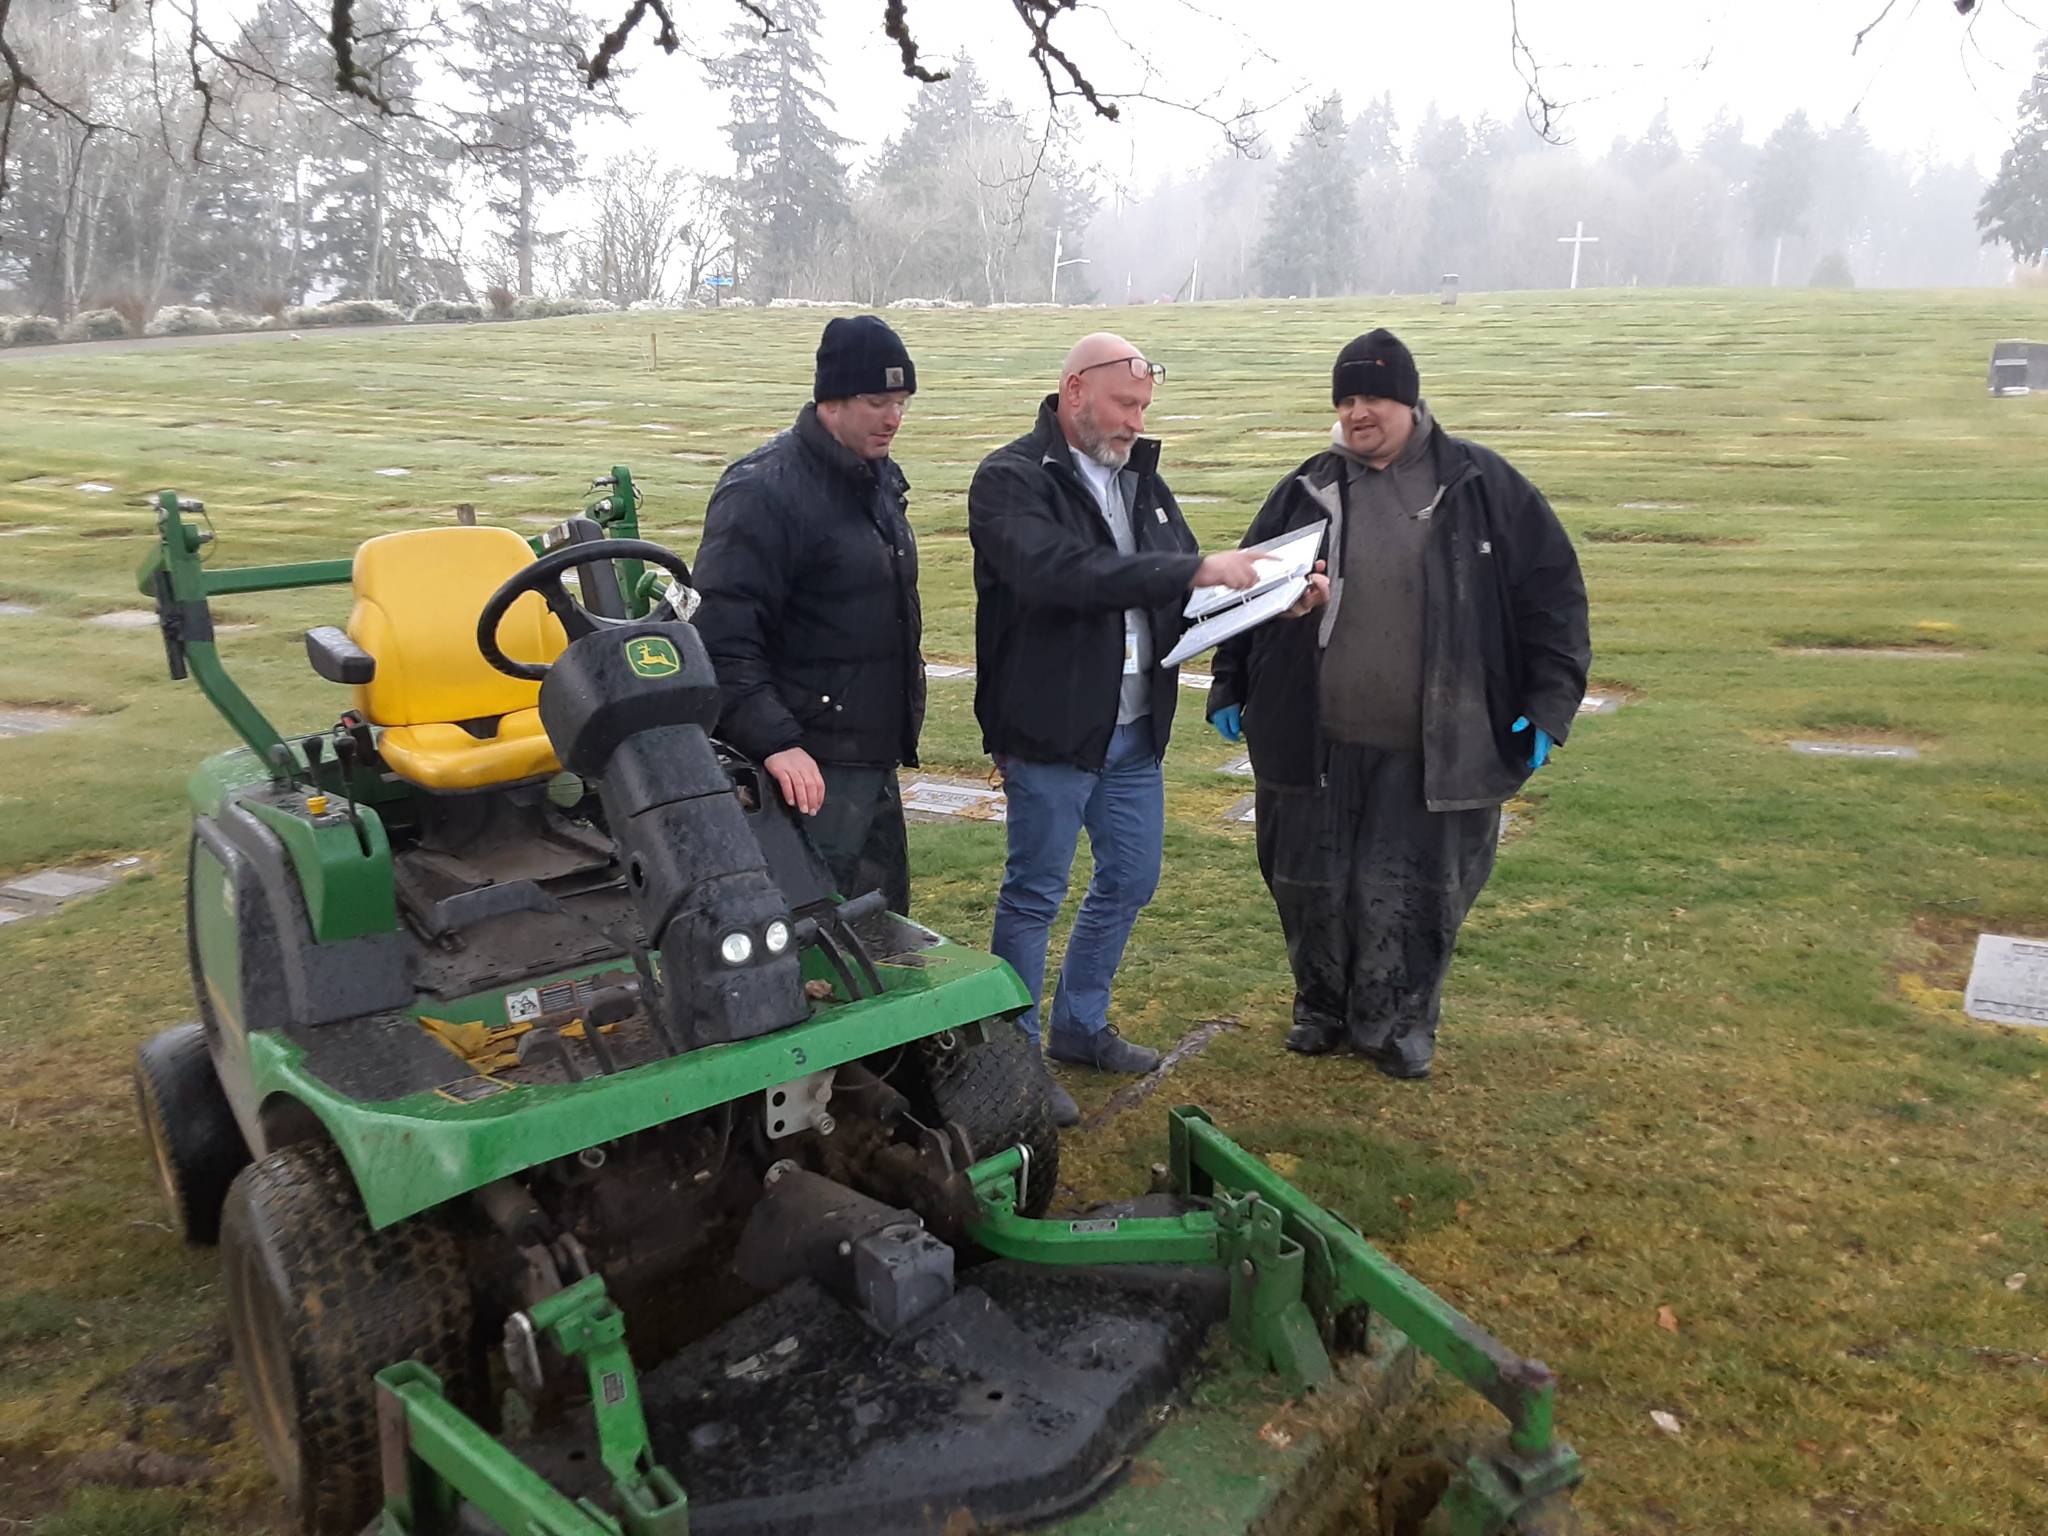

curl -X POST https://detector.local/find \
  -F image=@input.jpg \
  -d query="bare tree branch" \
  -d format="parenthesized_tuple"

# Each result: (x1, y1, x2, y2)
(1508, 0, 1568, 144)
(1009, 0, 1117, 124)
(586, 0, 680, 85)
(883, 0, 947, 84)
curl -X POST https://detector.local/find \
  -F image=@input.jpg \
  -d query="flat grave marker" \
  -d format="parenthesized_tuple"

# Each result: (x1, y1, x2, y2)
(0, 709, 78, 739)
(923, 663, 974, 680)
(1217, 755, 1253, 778)
(899, 777, 1007, 824)
(88, 610, 159, 629)
(1787, 740, 1919, 761)
(1788, 647, 1969, 661)
(1964, 934, 2048, 1027)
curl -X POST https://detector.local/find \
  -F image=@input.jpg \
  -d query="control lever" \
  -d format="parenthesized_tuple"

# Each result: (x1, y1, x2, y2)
(301, 733, 328, 795)
(267, 742, 299, 790)
(332, 732, 369, 847)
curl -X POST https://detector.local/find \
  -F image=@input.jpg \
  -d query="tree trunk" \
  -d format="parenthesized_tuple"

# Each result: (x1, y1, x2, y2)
(518, 148, 535, 296)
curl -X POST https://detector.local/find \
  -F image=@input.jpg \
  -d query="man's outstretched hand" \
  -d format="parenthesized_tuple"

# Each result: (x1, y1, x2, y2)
(1193, 549, 1262, 590)
(764, 746, 825, 815)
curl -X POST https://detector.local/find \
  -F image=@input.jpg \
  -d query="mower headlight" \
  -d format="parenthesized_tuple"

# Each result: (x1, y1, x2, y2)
(764, 919, 791, 955)
(719, 931, 755, 966)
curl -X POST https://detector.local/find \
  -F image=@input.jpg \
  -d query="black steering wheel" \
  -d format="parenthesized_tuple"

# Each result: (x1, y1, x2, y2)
(477, 537, 694, 681)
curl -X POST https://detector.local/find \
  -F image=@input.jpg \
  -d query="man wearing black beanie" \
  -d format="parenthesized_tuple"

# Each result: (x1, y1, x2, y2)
(693, 314, 925, 915)
(1206, 328, 1590, 1080)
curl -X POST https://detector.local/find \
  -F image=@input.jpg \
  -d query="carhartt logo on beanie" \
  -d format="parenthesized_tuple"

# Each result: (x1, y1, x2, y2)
(814, 315, 918, 401)
(1331, 329, 1419, 407)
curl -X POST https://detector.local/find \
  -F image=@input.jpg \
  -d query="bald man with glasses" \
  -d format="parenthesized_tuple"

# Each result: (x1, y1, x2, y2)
(968, 332, 1264, 1126)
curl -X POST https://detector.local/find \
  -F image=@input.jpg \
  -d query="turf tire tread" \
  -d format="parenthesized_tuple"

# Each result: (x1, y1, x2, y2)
(134, 1020, 249, 1244)
(917, 1024, 1060, 1217)
(220, 1141, 475, 1536)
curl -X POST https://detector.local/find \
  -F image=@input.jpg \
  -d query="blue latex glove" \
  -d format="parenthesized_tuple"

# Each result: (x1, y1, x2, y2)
(1211, 704, 1243, 743)
(1510, 715, 1553, 771)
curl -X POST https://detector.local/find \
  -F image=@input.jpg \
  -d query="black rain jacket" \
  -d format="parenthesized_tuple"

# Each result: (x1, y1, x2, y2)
(1209, 421, 1589, 810)
(692, 405, 924, 768)
(969, 395, 1203, 769)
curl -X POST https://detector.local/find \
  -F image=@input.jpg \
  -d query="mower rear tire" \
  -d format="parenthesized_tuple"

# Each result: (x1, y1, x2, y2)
(220, 1141, 479, 1536)
(916, 1022, 1059, 1217)
(134, 1021, 249, 1245)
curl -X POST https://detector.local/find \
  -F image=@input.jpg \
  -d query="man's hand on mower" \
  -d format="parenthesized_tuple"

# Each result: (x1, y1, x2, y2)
(1192, 549, 1262, 591)
(765, 747, 826, 815)
(1286, 559, 1330, 618)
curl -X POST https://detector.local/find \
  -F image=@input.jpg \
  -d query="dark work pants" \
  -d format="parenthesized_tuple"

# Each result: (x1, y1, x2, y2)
(1253, 742, 1499, 1073)
(810, 764, 912, 916)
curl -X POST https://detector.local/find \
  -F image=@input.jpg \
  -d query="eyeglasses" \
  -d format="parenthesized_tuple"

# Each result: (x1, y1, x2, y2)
(1074, 356, 1166, 385)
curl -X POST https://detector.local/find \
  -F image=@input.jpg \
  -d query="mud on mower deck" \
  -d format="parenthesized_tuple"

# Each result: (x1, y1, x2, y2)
(507, 1257, 1228, 1534)
(373, 1114, 1581, 1536)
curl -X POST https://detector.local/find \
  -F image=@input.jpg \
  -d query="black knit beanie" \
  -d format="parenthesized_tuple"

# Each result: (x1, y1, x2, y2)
(1331, 328, 1419, 407)
(814, 315, 917, 401)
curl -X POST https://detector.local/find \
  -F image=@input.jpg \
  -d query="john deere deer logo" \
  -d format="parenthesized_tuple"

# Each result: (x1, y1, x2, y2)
(626, 637, 681, 678)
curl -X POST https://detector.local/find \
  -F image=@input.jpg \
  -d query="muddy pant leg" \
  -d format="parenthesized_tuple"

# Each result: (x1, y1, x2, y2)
(853, 773, 911, 917)
(1253, 779, 1351, 1038)
(1339, 745, 1500, 1072)
(811, 764, 910, 915)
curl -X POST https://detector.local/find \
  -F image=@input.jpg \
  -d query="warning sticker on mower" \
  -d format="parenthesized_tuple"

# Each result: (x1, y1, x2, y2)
(504, 987, 542, 1023)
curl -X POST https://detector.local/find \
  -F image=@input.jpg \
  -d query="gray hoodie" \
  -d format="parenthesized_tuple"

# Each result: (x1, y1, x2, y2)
(1317, 401, 1440, 750)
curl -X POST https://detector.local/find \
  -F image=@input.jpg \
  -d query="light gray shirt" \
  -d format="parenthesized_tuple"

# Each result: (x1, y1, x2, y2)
(1073, 451, 1153, 723)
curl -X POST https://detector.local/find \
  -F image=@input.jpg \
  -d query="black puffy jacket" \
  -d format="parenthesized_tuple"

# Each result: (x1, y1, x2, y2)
(692, 405, 924, 768)
(969, 395, 1203, 770)
(1209, 422, 1589, 810)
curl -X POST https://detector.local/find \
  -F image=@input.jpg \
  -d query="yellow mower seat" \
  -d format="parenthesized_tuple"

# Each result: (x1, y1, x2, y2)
(346, 526, 568, 791)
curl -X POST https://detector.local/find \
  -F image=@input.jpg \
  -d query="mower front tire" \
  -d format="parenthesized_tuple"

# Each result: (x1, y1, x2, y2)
(220, 1141, 480, 1536)
(134, 1021, 249, 1244)
(916, 1021, 1060, 1217)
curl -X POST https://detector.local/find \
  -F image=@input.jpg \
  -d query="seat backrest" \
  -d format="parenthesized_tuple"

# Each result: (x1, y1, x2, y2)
(347, 526, 566, 727)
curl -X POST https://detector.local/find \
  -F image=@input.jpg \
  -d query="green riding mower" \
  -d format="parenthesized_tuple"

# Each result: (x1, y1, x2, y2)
(129, 468, 1581, 1536)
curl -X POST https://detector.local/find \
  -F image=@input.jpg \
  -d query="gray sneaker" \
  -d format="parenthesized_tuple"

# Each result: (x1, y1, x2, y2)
(1047, 1025, 1159, 1075)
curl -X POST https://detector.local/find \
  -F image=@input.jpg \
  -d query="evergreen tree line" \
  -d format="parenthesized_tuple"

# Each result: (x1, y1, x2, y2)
(1089, 94, 2007, 305)
(0, 0, 2027, 323)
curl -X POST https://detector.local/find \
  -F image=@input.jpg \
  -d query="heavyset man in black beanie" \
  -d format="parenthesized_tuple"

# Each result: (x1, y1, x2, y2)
(1206, 328, 1590, 1080)
(692, 315, 926, 914)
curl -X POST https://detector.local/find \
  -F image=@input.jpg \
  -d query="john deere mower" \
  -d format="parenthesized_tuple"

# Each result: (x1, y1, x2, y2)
(130, 469, 1580, 1536)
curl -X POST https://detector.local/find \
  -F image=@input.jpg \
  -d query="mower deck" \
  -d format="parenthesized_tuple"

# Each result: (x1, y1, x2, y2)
(504, 1261, 1233, 1535)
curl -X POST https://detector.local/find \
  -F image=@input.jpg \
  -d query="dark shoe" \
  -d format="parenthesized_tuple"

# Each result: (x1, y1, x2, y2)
(1045, 1074, 1081, 1128)
(1369, 1051, 1432, 1081)
(1284, 1021, 1344, 1055)
(1047, 1025, 1160, 1075)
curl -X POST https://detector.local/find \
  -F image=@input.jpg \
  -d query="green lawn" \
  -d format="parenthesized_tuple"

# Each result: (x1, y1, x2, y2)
(3, 291, 2047, 1535)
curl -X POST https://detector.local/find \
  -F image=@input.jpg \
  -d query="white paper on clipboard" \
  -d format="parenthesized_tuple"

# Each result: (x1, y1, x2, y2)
(1163, 520, 1327, 667)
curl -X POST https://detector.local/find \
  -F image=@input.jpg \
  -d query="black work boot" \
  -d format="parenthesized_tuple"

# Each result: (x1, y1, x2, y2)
(1284, 1021, 1345, 1055)
(1047, 1024, 1159, 1075)
(1045, 1071, 1081, 1128)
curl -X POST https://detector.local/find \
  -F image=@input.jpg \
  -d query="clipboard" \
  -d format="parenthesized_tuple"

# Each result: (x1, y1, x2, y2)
(1163, 519, 1327, 667)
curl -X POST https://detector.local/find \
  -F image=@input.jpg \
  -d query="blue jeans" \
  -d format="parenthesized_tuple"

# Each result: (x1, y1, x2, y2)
(990, 721, 1165, 1044)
